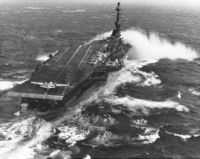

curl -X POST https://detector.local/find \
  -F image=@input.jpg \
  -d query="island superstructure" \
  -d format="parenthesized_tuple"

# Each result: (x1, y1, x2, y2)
(8, 2, 131, 113)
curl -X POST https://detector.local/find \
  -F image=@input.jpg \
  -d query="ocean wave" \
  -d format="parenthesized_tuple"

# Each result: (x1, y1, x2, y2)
(36, 51, 59, 62)
(62, 9, 86, 13)
(69, 9, 86, 13)
(27, 7, 46, 10)
(137, 127, 160, 144)
(89, 60, 161, 100)
(0, 79, 28, 91)
(48, 150, 71, 159)
(165, 130, 200, 141)
(84, 154, 91, 159)
(89, 126, 160, 146)
(56, 99, 161, 147)
(0, 81, 13, 91)
(89, 130, 121, 147)
(137, 70, 161, 87)
(122, 28, 198, 61)
(97, 67, 142, 96)
(36, 54, 50, 62)
(13, 75, 29, 79)
(50, 101, 155, 148)
(189, 88, 200, 96)
(124, 60, 161, 87)
(126, 60, 161, 87)
(125, 60, 161, 87)
(1, 69, 31, 78)
(130, 119, 148, 128)
(0, 117, 52, 159)
(165, 131, 191, 140)
(105, 96, 189, 115)
(131, 120, 160, 144)
(86, 31, 112, 44)
(57, 125, 89, 147)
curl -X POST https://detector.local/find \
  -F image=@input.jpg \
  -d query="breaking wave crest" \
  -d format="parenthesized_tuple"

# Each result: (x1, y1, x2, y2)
(0, 81, 13, 91)
(51, 102, 161, 147)
(36, 54, 50, 62)
(36, 51, 59, 62)
(165, 131, 200, 141)
(89, 59, 161, 99)
(0, 79, 28, 91)
(105, 95, 189, 114)
(87, 31, 112, 44)
(189, 88, 200, 96)
(0, 117, 52, 159)
(87, 28, 198, 61)
(121, 28, 198, 61)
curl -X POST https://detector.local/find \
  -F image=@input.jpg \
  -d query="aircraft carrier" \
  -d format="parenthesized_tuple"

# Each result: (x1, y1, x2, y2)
(8, 2, 131, 114)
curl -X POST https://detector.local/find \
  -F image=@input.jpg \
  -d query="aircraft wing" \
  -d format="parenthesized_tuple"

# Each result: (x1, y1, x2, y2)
(31, 82, 43, 85)
(56, 83, 70, 87)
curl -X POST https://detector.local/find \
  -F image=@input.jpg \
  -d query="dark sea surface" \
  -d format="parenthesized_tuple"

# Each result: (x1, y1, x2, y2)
(1, 2, 200, 159)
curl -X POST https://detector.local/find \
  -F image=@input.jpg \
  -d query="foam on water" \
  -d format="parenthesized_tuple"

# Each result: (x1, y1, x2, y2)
(0, 81, 13, 91)
(88, 126, 160, 146)
(121, 28, 198, 61)
(125, 60, 161, 87)
(164, 128, 200, 141)
(36, 51, 59, 62)
(89, 59, 161, 100)
(57, 125, 89, 147)
(0, 117, 52, 159)
(0, 79, 28, 91)
(130, 119, 148, 129)
(48, 150, 71, 159)
(84, 154, 91, 159)
(189, 88, 200, 96)
(36, 54, 50, 62)
(137, 127, 160, 144)
(165, 131, 191, 141)
(87, 31, 112, 44)
(105, 95, 189, 114)
(96, 67, 142, 96)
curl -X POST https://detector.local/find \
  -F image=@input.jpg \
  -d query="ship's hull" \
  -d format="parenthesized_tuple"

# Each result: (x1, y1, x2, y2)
(8, 34, 131, 118)
(21, 65, 123, 118)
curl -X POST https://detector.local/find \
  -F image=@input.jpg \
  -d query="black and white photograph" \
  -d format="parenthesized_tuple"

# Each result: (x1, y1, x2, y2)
(0, 0, 200, 158)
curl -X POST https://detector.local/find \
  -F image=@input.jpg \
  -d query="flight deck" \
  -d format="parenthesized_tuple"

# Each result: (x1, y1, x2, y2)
(8, 42, 103, 101)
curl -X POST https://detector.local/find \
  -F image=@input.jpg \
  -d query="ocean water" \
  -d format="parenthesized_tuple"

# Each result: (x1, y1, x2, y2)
(1, 2, 200, 159)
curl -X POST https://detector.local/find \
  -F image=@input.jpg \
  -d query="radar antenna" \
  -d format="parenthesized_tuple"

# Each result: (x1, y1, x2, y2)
(112, 2, 121, 37)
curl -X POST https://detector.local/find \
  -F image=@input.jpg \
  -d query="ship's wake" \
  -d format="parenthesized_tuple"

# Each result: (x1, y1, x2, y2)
(0, 28, 199, 158)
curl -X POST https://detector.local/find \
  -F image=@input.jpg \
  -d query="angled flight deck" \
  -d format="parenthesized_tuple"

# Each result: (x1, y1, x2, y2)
(8, 42, 103, 101)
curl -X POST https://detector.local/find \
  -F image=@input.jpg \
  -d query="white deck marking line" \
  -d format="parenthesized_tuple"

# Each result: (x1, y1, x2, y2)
(54, 45, 82, 82)
(54, 47, 70, 65)
(44, 46, 82, 96)
(78, 45, 93, 68)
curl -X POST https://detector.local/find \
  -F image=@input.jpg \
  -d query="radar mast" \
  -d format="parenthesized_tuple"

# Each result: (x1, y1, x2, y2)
(112, 2, 121, 37)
